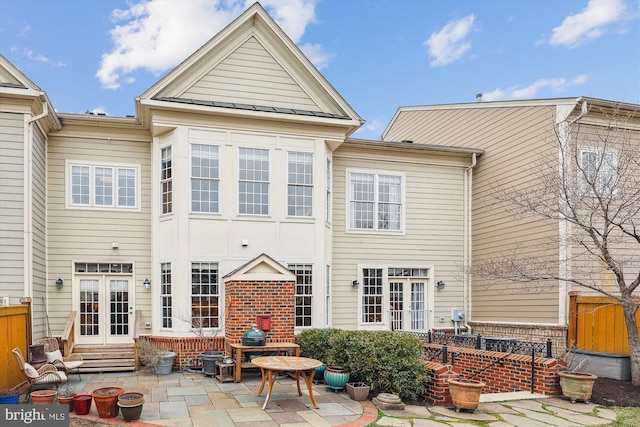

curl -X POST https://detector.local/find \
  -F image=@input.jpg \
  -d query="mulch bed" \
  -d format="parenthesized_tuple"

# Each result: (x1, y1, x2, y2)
(589, 377, 639, 407)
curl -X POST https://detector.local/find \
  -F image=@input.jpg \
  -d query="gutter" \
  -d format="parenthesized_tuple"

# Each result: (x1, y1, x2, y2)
(463, 153, 477, 334)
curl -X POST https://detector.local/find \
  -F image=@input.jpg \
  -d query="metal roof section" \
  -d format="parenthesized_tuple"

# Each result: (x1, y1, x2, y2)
(153, 96, 352, 120)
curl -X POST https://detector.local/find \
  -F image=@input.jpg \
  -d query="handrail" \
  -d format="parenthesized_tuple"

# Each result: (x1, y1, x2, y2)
(61, 311, 77, 355)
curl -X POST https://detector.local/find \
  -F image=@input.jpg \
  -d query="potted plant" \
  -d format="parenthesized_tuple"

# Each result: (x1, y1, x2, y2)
(447, 377, 486, 412)
(177, 314, 222, 375)
(57, 385, 77, 412)
(118, 392, 145, 421)
(296, 328, 338, 384)
(558, 347, 597, 403)
(0, 387, 22, 404)
(31, 389, 57, 404)
(92, 386, 124, 418)
(137, 338, 176, 375)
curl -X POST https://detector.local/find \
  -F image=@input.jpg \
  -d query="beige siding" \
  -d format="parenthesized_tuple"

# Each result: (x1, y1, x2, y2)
(32, 124, 47, 338)
(0, 67, 22, 86)
(331, 143, 470, 329)
(46, 126, 152, 334)
(179, 37, 319, 111)
(0, 112, 25, 302)
(384, 105, 561, 324)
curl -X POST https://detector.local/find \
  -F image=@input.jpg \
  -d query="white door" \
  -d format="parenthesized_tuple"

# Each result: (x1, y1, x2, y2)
(388, 279, 426, 332)
(76, 276, 133, 345)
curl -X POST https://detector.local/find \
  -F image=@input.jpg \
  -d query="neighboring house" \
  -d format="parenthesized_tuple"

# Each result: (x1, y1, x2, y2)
(382, 98, 640, 354)
(0, 3, 480, 368)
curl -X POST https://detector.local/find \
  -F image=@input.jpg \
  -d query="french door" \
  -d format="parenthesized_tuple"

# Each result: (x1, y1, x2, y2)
(75, 275, 133, 345)
(389, 279, 426, 331)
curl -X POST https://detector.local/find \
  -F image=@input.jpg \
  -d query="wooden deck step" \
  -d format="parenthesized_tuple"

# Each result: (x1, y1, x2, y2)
(73, 344, 136, 373)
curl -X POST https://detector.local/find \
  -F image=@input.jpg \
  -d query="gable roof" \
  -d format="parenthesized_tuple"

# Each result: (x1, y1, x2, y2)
(137, 3, 363, 134)
(223, 253, 296, 282)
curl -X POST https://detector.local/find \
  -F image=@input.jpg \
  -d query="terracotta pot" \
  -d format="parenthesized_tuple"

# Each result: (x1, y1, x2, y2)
(31, 389, 57, 404)
(118, 400, 144, 422)
(57, 395, 75, 412)
(91, 387, 124, 418)
(448, 378, 485, 411)
(73, 394, 92, 415)
(558, 371, 598, 403)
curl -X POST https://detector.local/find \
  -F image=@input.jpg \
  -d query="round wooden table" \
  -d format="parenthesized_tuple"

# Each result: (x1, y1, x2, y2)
(251, 356, 322, 409)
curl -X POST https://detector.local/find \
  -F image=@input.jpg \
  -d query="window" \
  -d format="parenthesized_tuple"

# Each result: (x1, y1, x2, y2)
(290, 264, 312, 327)
(70, 163, 137, 209)
(161, 146, 173, 214)
(326, 158, 332, 223)
(580, 148, 617, 195)
(160, 262, 172, 329)
(287, 152, 313, 217)
(361, 268, 383, 323)
(191, 144, 220, 213)
(191, 262, 219, 328)
(239, 148, 269, 215)
(349, 172, 403, 231)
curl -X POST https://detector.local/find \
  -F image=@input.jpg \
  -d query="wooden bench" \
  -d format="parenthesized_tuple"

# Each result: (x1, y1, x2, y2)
(230, 342, 300, 382)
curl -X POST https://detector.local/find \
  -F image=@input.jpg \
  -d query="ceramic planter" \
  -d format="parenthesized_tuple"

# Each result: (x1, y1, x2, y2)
(346, 382, 370, 401)
(154, 352, 176, 375)
(200, 351, 223, 376)
(313, 364, 326, 384)
(448, 378, 485, 412)
(118, 400, 144, 422)
(73, 394, 92, 415)
(118, 392, 144, 406)
(31, 389, 57, 404)
(558, 371, 597, 403)
(0, 393, 21, 404)
(324, 366, 349, 391)
(92, 387, 124, 418)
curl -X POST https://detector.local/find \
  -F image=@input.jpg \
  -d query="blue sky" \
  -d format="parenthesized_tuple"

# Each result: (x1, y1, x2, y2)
(1, 0, 638, 139)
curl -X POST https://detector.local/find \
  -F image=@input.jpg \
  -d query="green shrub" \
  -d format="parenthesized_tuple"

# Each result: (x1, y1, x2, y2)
(296, 328, 340, 363)
(327, 330, 429, 401)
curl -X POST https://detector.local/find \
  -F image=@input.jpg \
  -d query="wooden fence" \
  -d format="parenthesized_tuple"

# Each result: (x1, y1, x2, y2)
(568, 293, 640, 355)
(0, 305, 29, 390)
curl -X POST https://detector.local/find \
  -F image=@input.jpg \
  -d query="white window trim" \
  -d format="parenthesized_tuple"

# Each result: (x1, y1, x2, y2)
(238, 147, 270, 216)
(346, 168, 405, 234)
(286, 151, 314, 218)
(326, 157, 332, 225)
(66, 160, 140, 211)
(190, 143, 221, 215)
(160, 145, 173, 216)
(579, 146, 618, 196)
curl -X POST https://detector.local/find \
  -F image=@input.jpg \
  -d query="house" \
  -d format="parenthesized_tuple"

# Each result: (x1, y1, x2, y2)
(0, 3, 481, 370)
(382, 98, 640, 355)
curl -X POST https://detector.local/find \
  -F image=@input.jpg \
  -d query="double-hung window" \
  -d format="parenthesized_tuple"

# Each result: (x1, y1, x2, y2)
(191, 144, 220, 213)
(161, 146, 173, 214)
(191, 262, 219, 328)
(70, 163, 138, 209)
(290, 264, 313, 327)
(287, 152, 313, 217)
(361, 268, 383, 323)
(239, 148, 269, 215)
(349, 171, 403, 231)
(160, 262, 172, 329)
(580, 148, 617, 196)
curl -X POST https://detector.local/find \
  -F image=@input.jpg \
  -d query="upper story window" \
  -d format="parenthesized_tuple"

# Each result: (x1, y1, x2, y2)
(161, 146, 173, 214)
(287, 152, 313, 217)
(349, 171, 403, 231)
(70, 163, 138, 209)
(580, 148, 617, 196)
(239, 148, 269, 215)
(191, 144, 220, 213)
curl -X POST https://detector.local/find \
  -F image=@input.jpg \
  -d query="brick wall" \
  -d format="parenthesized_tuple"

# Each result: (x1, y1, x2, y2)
(145, 335, 225, 369)
(469, 322, 567, 358)
(224, 279, 295, 353)
(423, 344, 566, 405)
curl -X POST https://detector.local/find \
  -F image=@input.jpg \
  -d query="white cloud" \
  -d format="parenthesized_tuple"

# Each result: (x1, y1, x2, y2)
(352, 117, 386, 139)
(549, 0, 627, 47)
(481, 75, 589, 101)
(97, 0, 321, 89)
(424, 14, 475, 67)
(23, 48, 65, 67)
(299, 42, 333, 70)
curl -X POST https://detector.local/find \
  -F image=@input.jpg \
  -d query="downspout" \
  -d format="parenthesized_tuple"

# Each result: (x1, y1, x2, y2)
(463, 152, 477, 334)
(557, 99, 588, 325)
(24, 97, 48, 298)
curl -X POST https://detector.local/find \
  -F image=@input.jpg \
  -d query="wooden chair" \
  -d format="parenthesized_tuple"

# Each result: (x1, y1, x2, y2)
(36, 337, 84, 381)
(12, 347, 67, 402)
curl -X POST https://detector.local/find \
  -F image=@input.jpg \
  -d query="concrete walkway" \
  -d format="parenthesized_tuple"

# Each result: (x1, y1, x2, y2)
(66, 370, 618, 426)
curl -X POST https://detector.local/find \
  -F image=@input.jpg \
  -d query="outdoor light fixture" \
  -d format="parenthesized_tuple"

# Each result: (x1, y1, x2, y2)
(436, 280, 445, 289)
(143, 278, 151, 289)
(55, 278, 64, 289)
(352, 280, 359, 287)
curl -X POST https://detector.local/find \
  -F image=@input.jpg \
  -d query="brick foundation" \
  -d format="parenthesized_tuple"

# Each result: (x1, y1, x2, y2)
(144, 335, 225, 369)
(423, 344, 566, 405)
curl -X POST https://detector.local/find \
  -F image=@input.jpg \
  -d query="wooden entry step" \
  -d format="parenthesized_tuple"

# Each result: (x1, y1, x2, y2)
(73, 344, 136, 372)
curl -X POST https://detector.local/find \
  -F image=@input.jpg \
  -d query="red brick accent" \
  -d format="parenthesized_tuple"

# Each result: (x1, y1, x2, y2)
(423, 344, 566, 405)
(145, 335, 225, 369)
(224, 279, 296, 353)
